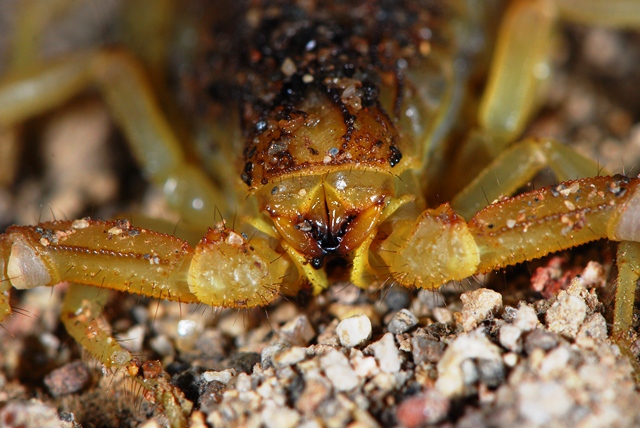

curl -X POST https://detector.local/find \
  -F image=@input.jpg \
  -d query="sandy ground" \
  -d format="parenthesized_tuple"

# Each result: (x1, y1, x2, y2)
(1, 2, 640, 427)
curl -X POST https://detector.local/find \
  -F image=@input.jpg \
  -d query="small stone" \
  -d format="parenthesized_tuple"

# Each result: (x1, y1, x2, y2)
(175, 318, 204, 352)
(388, 309, 419, 334)
(0, 400, 65, 428)
(279, 315, 315, 346)
(296, 377, 332, 415)
(198, 381, 226, 412)
(149, 334, 175, 357)
(189, 411, 208, 428)
(203, 369, 236, 385)
(411, 334, 445, 365)
(280, 57, 297, 77)
(320, 349, 359, 392)
(524, 330, 559, 355)
(195, 329, 227, 358)
(580, 261, 606, 288)
(436, 330, 503, 397)
(369, 332, 402, 373)
(262, 343, 289, 369)
(546, 293, 587, 338)
(460, 288, 503, 331)
(476, 358, 505, 388)
(228, 352, 261, 374)
(382, 287, 412, 311)
(273, 346, 308, 368)
(262, 400, 300, 428)
(499, 324, 523, 352)
(517, 381, 574, 424)
(539, 345, 571, 377)
(503, 352, 518, 367)
(396, 332, 413, 352)
(576, 313, 608, 347)
(432, 307, 453, 324)
(44, 361, 90, 397)
(336, 314, 372, 348)
(502, 306, 518, 323)
(396, 389, 450, 427)
(351, 352, 379, 378)
(316, 394, 354, 427)
(316, 318, 340, 346)
(513, 304, 540, 331)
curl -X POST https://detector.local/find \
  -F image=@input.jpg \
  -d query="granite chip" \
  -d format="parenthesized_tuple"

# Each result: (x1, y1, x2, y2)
(546, 292, 587, 338)
(280, 315, 316, 346)
(368, 332, 402, 373)
(336, 314, 372, 348)
(460, 288, 503, 331)
(436, 330, 503, 397)
(320, 349, 359, 392)
(44, 361, 90, 397)
(387, 309, 419, 334)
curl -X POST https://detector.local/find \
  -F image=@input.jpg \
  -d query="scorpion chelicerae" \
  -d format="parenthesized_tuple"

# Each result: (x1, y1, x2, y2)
(1, 0, 640, 426)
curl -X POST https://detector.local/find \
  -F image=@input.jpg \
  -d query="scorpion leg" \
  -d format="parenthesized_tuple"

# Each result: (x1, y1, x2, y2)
(452, 0, 640, 191)
(451, 137, 606, 220)
(0, 49, 226, 228)
(0, 218, 293, 313)
(614, 242, 640, 345)
(60, 282, 192, 428)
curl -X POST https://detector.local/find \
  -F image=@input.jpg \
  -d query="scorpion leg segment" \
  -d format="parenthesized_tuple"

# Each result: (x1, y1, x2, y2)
(0, 218, 200, 309)
(0, 257, 10, 320)
(0, 217, 296, 314)
(188, 222, 293, 308)
(478, 0, 556, 148)
(556, 0, 640, 28)
(614, 242, 640, 346)
(377, 204, 481, 290)
(451, 138, 606, 220)
(452, 0, 640, 192)
(61, 283, 192, 428)
(0, 49, 226, 228)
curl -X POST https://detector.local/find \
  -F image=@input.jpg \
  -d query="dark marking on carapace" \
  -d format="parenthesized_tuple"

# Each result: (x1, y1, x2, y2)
(193, 0, 446, 188)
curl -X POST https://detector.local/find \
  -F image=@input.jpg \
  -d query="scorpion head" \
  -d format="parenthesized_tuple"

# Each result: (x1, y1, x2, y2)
(256, 169, 395, 268)
(247, 87, 408, 269)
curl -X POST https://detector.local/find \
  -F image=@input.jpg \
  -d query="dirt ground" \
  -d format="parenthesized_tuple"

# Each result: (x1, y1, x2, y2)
(1, 2, 640, 427)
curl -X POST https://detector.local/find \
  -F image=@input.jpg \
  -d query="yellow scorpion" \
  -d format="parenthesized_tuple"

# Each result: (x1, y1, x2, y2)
(1, 0, 640, 426)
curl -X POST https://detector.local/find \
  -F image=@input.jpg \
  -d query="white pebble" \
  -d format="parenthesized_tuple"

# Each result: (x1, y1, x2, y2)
(369, 332, 402, 373)
(546, 293, 587, 338)
(514, 304, 540, 331)
(436, 330, 503, 397)
(273, 346, 308, 368)
(499, 324, 523, 352)
(203, 369, 236, 385)
(460, 288, 503, 331)
(518, 381, 574, 424)
(337, 314, 372, 348)
(320, 349, 359, 391)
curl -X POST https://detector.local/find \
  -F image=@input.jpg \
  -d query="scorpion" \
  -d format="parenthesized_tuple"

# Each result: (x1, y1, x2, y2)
(1, 0, 640, 426)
